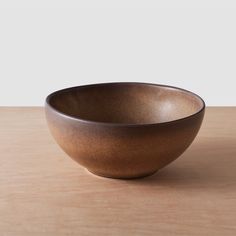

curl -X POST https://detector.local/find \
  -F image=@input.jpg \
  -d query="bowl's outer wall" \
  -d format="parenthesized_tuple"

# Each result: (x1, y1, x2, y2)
(45, 103, 205, 179)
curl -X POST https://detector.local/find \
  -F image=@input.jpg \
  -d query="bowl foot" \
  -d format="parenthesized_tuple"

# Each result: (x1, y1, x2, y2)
(85, 169, 158, 179)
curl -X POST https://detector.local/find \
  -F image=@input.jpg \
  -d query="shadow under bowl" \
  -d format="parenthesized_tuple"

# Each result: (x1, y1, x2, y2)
(45, 82, 205, 179)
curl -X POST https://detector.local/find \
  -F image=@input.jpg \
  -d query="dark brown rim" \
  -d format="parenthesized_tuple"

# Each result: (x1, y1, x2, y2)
(45, 82, 205, 127)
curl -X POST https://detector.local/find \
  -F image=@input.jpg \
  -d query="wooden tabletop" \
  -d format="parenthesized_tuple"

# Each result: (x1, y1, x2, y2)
(1, 107, 236, 236)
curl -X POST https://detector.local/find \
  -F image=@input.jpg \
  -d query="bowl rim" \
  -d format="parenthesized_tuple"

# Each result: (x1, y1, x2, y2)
(45, 82, 205, 127)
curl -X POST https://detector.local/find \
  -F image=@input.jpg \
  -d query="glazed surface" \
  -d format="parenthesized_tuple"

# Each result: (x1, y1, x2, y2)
(48, 83, 204, 125)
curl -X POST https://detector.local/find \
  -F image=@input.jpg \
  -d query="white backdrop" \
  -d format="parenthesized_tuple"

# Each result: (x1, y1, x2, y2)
(0, 1, 236, 106)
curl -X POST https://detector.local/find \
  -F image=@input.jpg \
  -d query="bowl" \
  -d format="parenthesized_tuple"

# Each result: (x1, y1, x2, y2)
(45, 82, 205, 179)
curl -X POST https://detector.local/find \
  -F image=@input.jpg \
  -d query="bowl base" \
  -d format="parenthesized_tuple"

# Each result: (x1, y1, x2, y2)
(85, 168, 158, 180)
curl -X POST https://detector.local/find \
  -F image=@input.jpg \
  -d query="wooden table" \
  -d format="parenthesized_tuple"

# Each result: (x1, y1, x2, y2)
(1, 107, 236, 235)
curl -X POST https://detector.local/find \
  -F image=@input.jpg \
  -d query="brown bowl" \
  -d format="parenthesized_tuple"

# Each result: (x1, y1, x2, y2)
(45, 82, 205, 179)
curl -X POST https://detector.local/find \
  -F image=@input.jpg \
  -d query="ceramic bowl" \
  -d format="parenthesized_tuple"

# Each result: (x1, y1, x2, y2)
(45, 83, 205, 179)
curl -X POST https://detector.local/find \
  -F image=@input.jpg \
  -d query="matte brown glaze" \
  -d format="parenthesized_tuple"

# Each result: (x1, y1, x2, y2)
(45, 83, 205, 179)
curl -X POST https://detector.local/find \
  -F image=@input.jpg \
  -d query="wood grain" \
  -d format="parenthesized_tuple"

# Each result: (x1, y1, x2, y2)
(0, 107, 236, 235)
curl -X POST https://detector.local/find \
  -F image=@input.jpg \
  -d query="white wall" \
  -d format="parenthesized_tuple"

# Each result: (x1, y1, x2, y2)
(0, 1, 236, 106)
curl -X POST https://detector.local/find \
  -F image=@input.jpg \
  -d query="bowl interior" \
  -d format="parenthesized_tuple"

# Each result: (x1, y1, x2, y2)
(47, 83, 204, 125)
